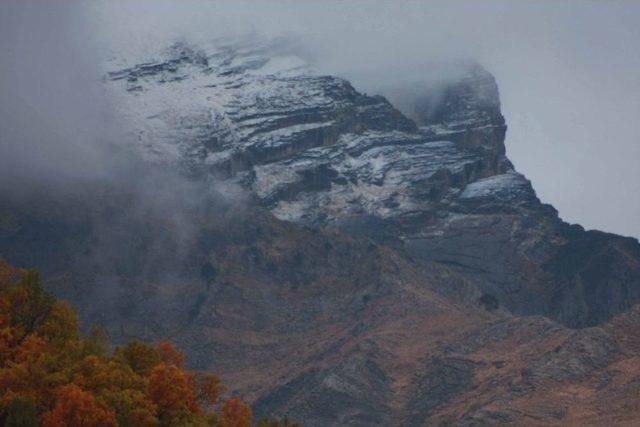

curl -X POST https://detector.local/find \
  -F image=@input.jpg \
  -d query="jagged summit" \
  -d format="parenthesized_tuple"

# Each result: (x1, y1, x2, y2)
(106, 37, 640, 331)
(106, 38, 414, 176)
(105, 39, 512, 221)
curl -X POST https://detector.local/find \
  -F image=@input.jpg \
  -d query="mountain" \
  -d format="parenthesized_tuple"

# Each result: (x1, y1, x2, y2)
(2, 37, 640, 425)
(105, 38, 640, 329)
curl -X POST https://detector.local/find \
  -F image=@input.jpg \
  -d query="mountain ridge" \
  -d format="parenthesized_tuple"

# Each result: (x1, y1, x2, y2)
(104, 38, 640, 329)
(1, 37, 640, 425)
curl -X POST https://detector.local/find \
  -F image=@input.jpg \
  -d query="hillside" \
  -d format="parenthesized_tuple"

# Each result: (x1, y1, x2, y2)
(1, 38, 640, 425)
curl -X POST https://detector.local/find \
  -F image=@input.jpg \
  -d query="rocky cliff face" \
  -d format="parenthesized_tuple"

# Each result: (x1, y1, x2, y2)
(106, 39, 640, 329)
(2, 37, 639, 426)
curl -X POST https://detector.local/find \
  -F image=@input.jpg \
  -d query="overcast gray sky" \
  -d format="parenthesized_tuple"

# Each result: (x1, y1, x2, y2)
(2, 1, 639, 238)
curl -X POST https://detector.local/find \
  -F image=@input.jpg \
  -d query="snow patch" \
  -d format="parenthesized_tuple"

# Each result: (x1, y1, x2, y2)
(459, 172, 531, 200)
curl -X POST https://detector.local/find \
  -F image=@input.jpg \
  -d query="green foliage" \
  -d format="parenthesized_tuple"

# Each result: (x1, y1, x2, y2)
(83, 325, 109, 357)
(5, 396, 38, 427)
(117, 340, 161, 376)
(8, 270, 55, 343)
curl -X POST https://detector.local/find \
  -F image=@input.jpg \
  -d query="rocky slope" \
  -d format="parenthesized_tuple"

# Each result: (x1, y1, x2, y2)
(1, 37, 640, 425)
(106, 38, 640, 329)
(6, 189, 640, 426)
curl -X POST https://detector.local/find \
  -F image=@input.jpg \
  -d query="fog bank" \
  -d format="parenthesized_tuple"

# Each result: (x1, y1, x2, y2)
(2, 0, 639, 238)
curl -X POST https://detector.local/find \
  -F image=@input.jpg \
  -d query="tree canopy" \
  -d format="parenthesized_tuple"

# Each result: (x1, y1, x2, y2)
(0, 257, 294, 427)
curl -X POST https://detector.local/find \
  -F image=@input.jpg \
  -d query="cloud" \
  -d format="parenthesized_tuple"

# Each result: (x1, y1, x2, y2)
(2, 0, 639, 237)
(0, 1, 121, 193)
(0, 0, 246, 289)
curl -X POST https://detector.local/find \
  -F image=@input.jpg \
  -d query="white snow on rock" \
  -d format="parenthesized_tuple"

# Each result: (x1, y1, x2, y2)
(459, 172, 532, 200)
(105, 36, 529, 228)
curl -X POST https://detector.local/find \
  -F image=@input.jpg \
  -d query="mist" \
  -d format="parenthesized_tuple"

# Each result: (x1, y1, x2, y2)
(2, 0, 639, 239)
(0, 0, 245, 323)
(88, 0, 640, 239)
(0, 2, 116, 193)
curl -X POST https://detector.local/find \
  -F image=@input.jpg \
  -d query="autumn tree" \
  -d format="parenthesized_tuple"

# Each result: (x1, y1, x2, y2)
(156, 342, 185, 368)
(147, 363, 199, 423)
(0, 258, 261, 427)
(41, 384, 117, 427)
(197, 372, 226, 407)
(82, 325, 109, 357)
(221, 398, 252, 427)
(117, 340, 161, 376)
(8, 271, 55, 345)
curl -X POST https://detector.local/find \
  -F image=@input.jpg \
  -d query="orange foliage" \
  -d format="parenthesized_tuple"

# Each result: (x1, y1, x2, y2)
(222, 398, 252, 427)
(0, 258, 259, 427)
(198, 372, 226, 406)
(147, 363, 199, 415)
(41, 384, 117, 427)
(156, 341, 185, 368)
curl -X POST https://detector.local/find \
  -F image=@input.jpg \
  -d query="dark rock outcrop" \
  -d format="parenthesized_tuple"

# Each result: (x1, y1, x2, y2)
(105, 39, 640, 329)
